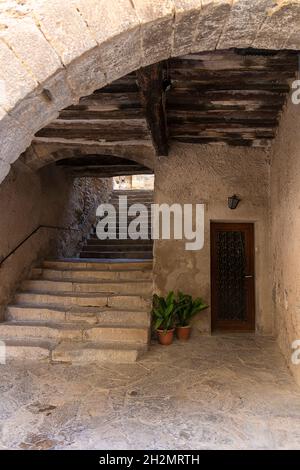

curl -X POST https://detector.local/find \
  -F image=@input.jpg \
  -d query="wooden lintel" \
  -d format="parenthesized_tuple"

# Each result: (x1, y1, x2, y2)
(136, 63, 168, 156)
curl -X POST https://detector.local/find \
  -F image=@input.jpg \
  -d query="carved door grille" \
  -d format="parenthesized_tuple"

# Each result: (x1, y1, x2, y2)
(211, 223, 255, 331)
(216, 231, 246, 322)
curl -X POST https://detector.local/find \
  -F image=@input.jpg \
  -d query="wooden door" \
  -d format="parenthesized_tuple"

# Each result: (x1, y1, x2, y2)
(211, 223, 255, 332)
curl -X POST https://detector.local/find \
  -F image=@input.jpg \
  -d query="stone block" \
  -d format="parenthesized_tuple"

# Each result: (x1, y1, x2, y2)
(0, 16, 62, 84)
(52, 341, 139, 364)
(83, 326, 149, 343)
(173, 0, 202, 56)
(9, 69, 74, 136)
(100, 28, 142, 83)
(0, 113, 32, 165)
(254, 2, 300, 50)
(192, 0, 232, 52)
(0, 159, 10, 183)
(5, 340, 51, 361)
(66, 46, 107, 99)
(32, 0, 97, 65)
(218, 0, 274, 49)
(0, 40, 37, 112)
(132, 0, 174, 66)
(76, 0, 139, 45)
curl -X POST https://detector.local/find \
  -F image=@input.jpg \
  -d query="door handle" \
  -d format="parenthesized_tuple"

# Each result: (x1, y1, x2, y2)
(244, 275, 253, 278)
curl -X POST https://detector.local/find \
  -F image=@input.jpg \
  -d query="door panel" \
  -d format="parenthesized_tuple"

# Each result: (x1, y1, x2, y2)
(211, 223, 255, 331)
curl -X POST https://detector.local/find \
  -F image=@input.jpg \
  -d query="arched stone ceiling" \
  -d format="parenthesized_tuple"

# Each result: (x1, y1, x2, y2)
(1, 0, 300, 182)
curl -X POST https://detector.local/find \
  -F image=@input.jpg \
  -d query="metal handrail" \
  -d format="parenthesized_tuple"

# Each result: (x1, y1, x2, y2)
(0, 225, 80, 267)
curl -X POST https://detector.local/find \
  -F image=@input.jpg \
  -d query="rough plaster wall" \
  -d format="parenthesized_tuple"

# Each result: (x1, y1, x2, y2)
(270, 99, 300, 386)
(38, 168, 113, 257)
(0, 162, 113, 320)
(153, 143, 272, 335)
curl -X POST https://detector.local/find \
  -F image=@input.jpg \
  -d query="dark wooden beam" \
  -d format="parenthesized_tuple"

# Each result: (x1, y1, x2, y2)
(56, 155, 144, 167)
(56, 155, 153, 178)
(136, 63, 168, 156)
(35, 119, 149, 141)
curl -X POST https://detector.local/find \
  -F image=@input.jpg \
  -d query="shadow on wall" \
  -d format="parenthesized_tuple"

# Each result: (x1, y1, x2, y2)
(0, 160, 113, 320)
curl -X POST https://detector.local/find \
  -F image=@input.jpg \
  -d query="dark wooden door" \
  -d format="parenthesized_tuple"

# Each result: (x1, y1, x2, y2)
(211, 223, 255, 332)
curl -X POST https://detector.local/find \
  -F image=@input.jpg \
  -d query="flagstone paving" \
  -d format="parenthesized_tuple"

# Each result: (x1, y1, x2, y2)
(1, 333, 300, 450)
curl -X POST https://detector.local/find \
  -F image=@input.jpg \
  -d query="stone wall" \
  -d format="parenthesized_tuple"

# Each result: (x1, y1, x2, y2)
(0, 161, 112, 320)
(153, 143, 272, 335)
(270, 99, 300, 386)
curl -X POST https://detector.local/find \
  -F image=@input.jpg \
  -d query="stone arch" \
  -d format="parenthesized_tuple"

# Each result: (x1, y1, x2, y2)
(1, 0, 300, 183)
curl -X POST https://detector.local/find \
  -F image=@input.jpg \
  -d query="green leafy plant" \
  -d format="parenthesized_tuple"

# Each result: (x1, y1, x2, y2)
(152, 291, 177, 333)
(176, 291, 208, 327)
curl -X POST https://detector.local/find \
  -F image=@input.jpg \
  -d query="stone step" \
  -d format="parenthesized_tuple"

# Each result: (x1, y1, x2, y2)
(89, 235, 152, 240)
(0, 321, 149, 343)
(111, 193, 153, 195)
(3, 339, 145, 363)
(81, 245, 152, 253)
(90, 234, 153, 239)
(42, 259, 153, 270)
(21, 279, 152, 296)
(96, 217, 151, 222)
(7, 304, 150, 326)
(31, 267, 152, 282)
(79, 252, 153, 259)
(52, 341, 146, 364)
(110, 195, 153, 200)
(4, 338, 54, 361)
(108, 205, 153, 209)
(86, 238, 153, 244)
(15, 291, 150, 309)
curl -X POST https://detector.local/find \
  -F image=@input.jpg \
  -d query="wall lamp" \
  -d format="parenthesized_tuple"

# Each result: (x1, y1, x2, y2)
(228, 194, 241, 210)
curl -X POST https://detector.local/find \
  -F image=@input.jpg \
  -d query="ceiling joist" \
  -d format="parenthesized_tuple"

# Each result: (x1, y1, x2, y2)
(136, 63, 169, 157)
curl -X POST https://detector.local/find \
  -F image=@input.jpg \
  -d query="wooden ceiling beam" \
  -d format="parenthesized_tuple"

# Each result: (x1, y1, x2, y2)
(136, 63, 168, 156)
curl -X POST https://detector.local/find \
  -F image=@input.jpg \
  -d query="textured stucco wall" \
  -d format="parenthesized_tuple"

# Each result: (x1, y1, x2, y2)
(270, 98, 300, 385)
(153, 143, 272, 335)
(0, 161, 112, 319)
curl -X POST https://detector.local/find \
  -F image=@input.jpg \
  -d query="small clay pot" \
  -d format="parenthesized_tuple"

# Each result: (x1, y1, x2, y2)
(156, 328, 175, 346)
(176, 325, 192, 341)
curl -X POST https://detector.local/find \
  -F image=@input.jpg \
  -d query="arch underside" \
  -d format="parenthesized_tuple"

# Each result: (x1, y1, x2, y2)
(1, 0, 300, 181)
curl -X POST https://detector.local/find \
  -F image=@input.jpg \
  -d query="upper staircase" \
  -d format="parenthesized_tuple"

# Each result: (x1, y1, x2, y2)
(0, 190, 154, 364)
(79, 190, 153, 260)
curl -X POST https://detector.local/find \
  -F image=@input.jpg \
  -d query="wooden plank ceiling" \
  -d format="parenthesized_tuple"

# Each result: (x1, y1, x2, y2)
(167, 49, 297, 147)
(32, 49, 298, 175)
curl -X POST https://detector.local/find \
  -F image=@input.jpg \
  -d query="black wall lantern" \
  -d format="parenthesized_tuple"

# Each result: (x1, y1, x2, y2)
(228, 194, 240, 210)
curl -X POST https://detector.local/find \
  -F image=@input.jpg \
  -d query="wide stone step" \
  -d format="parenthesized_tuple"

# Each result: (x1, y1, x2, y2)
(111, 196, 153, 200)
(81, 245, 152, 253)
(21, 279, 152, 296)
(88, 232, 153, 237)
(79, 251, 153, 259)
(42, 259, 153, 270)
(7, 305, 150, 326)
(31, 267, 152, 282)
(4, 338, 54, 361)
(52, 341, 146, 364)
(0, 321, 149, 343)
(3, 339, 145, 364)
(86, 238, 153, 245)
(15, 292, 150, 309)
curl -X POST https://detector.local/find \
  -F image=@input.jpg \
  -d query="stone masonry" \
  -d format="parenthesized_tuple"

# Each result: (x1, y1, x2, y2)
(1, 0, 300, 182)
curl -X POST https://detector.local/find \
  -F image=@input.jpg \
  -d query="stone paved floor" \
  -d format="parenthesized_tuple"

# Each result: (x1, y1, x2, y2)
(1, 334, 300, 450)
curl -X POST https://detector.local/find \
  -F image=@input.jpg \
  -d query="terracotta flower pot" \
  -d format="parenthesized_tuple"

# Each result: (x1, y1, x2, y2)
(156, 328, 175, 345)
(176, 325, 192, 341)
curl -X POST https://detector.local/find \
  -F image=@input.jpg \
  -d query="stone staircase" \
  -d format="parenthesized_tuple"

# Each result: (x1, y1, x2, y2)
(1, 259, 152, 364)
(79, 189, 153, 260)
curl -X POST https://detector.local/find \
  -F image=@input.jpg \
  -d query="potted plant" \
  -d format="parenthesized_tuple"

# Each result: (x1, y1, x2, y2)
(152, 291, 177, 345)
(175, 292, 208, 341)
